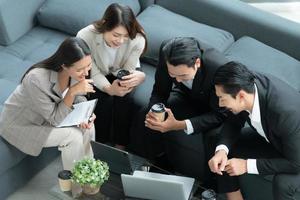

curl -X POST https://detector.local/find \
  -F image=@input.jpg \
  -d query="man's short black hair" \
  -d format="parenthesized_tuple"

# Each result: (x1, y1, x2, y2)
(214, 61, 256, 98)
(162, 37, 202, 67)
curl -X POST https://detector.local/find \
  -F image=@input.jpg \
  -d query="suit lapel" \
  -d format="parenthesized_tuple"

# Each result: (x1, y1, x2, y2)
(255, 78, 272, 142)
(191, 68, 204, 97)
(50, 70, 62, 98)
(95, 34, 108, 69)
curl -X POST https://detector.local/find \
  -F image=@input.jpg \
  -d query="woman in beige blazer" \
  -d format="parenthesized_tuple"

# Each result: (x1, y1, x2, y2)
(77, 3, 147, 149)
(0, 37, 96, 170)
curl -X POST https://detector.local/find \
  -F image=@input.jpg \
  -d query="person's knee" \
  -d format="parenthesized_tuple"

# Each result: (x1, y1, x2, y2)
(273, 174, 296, 197)
(85, 125, 95, 141)
(70, 128, 84, 145)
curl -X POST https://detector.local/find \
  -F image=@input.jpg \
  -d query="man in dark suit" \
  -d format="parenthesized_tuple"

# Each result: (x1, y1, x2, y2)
(209, 61, 300, 200)
(135, 37, 228, 178)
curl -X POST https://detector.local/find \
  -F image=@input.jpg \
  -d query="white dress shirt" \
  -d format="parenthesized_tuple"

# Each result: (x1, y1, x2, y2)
(182, 79, 195, 135)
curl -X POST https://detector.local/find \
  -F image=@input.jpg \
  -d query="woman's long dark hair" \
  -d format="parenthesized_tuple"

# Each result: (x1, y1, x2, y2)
(93, 3, 147, 54)
(21, 37, 91, 82)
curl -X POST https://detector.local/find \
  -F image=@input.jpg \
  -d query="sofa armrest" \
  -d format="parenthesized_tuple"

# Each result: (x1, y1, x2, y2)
(0, 0, 45, 45)
(156, 0, 300, 61)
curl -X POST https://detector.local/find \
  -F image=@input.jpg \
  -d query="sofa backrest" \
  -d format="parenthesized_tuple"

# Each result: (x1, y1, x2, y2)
(137, 5, 234, 65)
(156, 0, 300, 62)
(37, 0, 141, 36)
(225, 36, 300, 92)
(0, 0, 46, 45)
(138, 0, 154, 11)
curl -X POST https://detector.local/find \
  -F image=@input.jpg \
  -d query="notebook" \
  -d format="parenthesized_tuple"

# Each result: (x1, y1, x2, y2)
(121, 170, 195, 200)
(91, 141, 148, 174)
(56, 99, 98, 127)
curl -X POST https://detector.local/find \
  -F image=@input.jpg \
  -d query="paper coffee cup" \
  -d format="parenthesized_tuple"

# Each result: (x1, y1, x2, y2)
(201, 189, 216, 200)
(58, 170, 72, 192)
(151, 103, 166, 122)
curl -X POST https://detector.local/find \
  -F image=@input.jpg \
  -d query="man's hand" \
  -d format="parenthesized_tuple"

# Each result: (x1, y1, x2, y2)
(145, 108, 185, 133)
(224, 158, 247, 176)
(208, 150, 228, 175)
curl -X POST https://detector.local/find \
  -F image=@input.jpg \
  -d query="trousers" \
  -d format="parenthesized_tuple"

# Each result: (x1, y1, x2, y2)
(44, 125, 95, 170)
(214, 127, 300, 200)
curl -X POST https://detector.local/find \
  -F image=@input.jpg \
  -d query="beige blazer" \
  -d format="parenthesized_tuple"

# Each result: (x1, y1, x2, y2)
(77, 25, 146, 91)
(0, 68, 86, 156)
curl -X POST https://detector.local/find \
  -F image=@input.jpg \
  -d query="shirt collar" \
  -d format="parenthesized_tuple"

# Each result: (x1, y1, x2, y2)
(249, 84, 261, 123)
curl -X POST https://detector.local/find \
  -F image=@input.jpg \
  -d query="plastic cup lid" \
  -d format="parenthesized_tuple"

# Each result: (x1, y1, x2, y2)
(151, 103, 165, 113)
(58, 170, 72, 179)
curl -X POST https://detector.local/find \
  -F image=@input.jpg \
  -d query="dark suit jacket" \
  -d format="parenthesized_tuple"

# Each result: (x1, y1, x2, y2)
(218, 73, 300, 175)
(148, 40, 228, 134)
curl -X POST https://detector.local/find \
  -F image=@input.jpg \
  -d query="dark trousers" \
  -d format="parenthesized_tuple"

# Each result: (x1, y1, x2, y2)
(130, 89, 217, 180)
(88, 75, 135, 146)
(215, 127, 300, 200)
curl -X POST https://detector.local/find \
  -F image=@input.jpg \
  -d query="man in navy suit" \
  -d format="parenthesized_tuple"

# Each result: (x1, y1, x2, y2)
(209, 61, 300, 200)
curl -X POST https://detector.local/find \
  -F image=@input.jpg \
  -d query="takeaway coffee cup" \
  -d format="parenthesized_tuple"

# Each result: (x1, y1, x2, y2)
(116, 69, 130, 80)
(150, 103, 166, 122)
(201, 189, 217, 200)
(58, 170, 72, 192)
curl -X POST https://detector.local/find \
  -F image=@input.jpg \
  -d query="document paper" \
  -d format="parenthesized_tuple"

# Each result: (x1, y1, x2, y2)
(56, 99, 98, 127)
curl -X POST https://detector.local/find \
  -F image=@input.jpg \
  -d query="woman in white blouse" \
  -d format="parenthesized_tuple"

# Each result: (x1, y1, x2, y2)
(77, 3, 147, 149)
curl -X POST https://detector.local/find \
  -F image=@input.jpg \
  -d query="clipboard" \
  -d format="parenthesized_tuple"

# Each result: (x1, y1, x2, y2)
(56, 99, 98, 127)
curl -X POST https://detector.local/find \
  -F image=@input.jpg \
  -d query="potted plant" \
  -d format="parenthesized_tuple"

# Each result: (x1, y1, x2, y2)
(71, 157, 109, 195)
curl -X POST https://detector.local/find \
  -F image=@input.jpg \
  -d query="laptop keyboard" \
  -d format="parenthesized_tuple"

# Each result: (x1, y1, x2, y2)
(128, 154, 146, 170)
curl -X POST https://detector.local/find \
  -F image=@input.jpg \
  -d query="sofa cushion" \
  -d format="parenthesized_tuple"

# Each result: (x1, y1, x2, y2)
(0, 137, 26, 176)
(0, 26, 69, 107)
(37, 0, 141, 36)
(3, 26, 68, 63)
(225, 36, 300, 91)
(0, 0, 45, 46)
(0, 78, 20, 106)
(137, 5, 234, 65)
(133, 63, 156, 108)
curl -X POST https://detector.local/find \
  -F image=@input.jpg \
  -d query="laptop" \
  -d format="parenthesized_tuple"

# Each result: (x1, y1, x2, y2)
(91, 141, 148, 174)
(121, 170, 195, 200)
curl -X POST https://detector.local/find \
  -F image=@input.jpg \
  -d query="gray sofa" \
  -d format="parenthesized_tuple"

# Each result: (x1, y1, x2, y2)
(0, 0, 300, 199)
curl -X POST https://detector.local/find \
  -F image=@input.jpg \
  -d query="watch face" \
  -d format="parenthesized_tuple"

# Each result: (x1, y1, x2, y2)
(117, 69, 130, 80)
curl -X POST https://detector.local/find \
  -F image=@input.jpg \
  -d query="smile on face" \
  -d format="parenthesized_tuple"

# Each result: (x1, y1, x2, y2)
(103, 25, 129, 48)
(64, 55, 92, 81)
(215, 85, 244, 114)
(167, 58, 201, 83)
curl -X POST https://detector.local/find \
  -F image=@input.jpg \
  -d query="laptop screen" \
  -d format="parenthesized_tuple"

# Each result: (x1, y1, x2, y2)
(91, 141, 139, 174)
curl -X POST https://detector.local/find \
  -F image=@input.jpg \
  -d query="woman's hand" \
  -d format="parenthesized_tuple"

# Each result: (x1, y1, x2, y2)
(69, 79, 95, 96)
(64, 79, 95, 108)
(104, 80, 133, 97)
(119, 70, 145, 88)
(78, 113, 96, 129)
